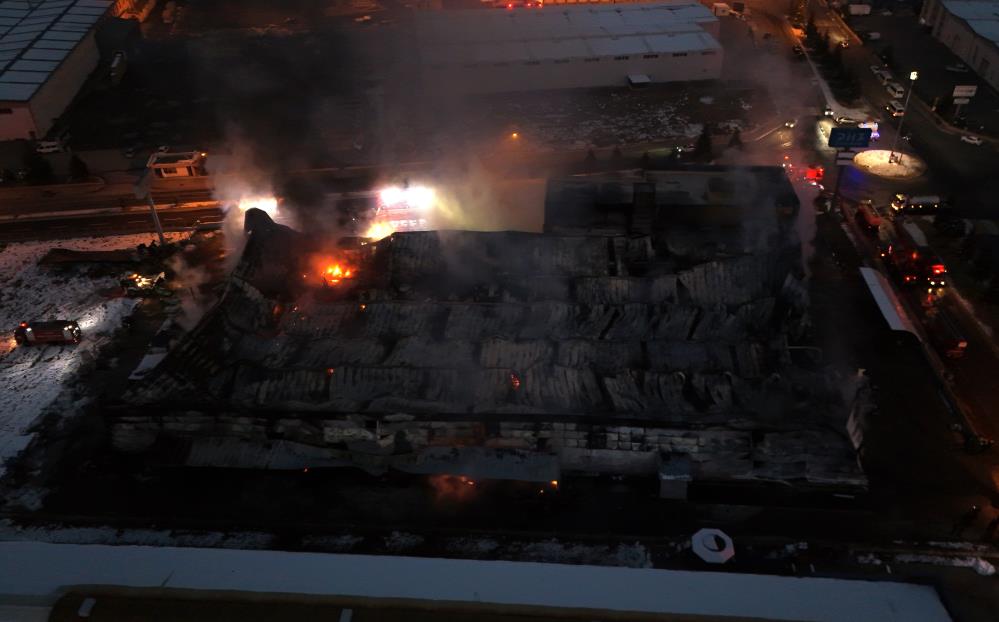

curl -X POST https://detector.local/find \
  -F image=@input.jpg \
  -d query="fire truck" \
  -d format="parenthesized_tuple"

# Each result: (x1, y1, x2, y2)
(890, 193, 944, 215)
(14, 320, 82, 346)
(883, 221, 947, 290)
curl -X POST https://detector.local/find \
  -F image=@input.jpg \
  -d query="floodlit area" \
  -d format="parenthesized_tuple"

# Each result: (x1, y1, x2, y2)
(852, 149, 927, 179)
(0, 233, 183, 477)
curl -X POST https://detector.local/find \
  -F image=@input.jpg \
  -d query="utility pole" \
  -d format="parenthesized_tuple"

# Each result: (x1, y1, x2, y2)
(888, 71, 918, 165)
(134, 169, 166, 245)
(146, 194, 166, 245)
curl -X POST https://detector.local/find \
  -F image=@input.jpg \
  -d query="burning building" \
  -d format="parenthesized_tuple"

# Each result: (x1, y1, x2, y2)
(110, 168, 867, 495)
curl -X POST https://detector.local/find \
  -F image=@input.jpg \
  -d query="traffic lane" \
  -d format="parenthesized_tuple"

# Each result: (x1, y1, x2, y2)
(940, 297, 999, 441)
(807, 0, 852, 45)
(0, 208, 223, 242)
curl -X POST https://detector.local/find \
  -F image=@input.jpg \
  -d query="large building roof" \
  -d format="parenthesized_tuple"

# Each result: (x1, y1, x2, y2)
(416, 2, 720, 66)
(941, 0, 999, 44)
(0, 0, 111, 102)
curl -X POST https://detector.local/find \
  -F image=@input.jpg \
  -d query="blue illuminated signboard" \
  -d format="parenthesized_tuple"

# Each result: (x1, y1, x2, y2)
(828, 127, 873, 149)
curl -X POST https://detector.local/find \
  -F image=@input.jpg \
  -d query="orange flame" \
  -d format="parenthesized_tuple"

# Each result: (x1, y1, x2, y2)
(313, 259, 356, 286)
(429, 475, 478, 501)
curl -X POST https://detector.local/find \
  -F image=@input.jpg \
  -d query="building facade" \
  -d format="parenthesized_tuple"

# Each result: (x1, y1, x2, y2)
(921, 0, 999, 92)
(0, 0, 111, 141)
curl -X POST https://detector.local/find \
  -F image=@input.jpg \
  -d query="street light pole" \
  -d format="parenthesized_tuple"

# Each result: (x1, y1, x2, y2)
(888, 71, 918, 165)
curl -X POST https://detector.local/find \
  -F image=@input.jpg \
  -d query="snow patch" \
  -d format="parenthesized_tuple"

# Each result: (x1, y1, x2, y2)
(0, 232, 184, 477)
(515, 539, 652, 568)
(383, 531, 424, 551)
(894, 553, 996, 575)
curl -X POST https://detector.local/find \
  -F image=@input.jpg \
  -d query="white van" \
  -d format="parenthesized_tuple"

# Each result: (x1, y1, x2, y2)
(886, 100, 905, 117)
(874, 69, 893, 84)
(885, 82, 905, 98)
(34, 140, 63, 154)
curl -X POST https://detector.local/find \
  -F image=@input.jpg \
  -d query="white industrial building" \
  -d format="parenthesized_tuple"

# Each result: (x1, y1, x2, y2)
(921, 0, 999, 92)
(415, 2, 723, 94)
(0, 0, 111, 141)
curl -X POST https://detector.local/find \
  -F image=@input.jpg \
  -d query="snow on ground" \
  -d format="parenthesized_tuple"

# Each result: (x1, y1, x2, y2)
(0, 519, 273, 549)
(0, 232, 184, 477)
(852, 150, 926, 178)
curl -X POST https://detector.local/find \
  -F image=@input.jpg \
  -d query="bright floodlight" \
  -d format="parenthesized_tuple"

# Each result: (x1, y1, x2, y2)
(378, 185, 435, 210)
(910, 71, 919, 81)
(236, 196, 279, 218)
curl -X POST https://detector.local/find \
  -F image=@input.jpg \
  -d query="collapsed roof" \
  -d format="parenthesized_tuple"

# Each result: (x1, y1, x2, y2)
(114, 170, 864, 487)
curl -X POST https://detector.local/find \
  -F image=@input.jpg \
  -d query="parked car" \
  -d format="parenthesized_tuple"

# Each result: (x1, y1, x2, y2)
(945, 63, 970, 73)
(792, 45, 805, 58)
(156, 144, 170, 154)
(836, 116, 859, 125)
(874, 69, 893, 85)
(885, 101, 905, 117)
(34, 140, 63, 154)
(960, 135, 984, 145)
(885, 81, 905, 98)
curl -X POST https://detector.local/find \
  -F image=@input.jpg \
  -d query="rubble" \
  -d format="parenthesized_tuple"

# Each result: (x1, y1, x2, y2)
(111, 169, 868, 492)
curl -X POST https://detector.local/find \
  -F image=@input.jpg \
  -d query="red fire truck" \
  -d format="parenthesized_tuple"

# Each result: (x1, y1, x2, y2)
(13, 320, 82, 346)
(884, 221, 947, 289)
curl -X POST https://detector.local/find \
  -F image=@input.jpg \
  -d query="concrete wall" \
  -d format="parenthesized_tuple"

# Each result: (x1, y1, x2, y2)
(110, 413, 867, 487)
(28, 30, 101, 140)
(422, 49, 722, 94)
(0, 103, 37, 141)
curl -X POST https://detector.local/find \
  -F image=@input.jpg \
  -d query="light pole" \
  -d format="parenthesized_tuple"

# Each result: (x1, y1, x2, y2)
(889, 70, 918, 165)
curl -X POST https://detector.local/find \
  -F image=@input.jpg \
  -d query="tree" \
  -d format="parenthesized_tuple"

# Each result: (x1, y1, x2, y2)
(694, 124, 713, 161)
(934, 95, 954, 116)
(880, 46, 895, 70)
(69, 154, 89, 180)
(819, 31, 831, 57)
(728, 129, 743, 150)
(805, 16, 819, 42)
(22, 150, 53, 184)
(828, 44, 845, 76)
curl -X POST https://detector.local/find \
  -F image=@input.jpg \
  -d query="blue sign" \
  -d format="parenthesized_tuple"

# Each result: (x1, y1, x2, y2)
(828, 127, 873, 149)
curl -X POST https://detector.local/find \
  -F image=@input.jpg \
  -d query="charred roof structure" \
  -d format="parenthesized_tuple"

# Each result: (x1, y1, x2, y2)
(113, 168, 867, 493)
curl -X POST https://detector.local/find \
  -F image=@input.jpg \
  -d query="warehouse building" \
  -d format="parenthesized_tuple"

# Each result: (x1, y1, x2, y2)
(111, 168, 868, 494)
(0, 0, 111, 141)
(415, 2, 723, 94)
(921, 0, 999, 91)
